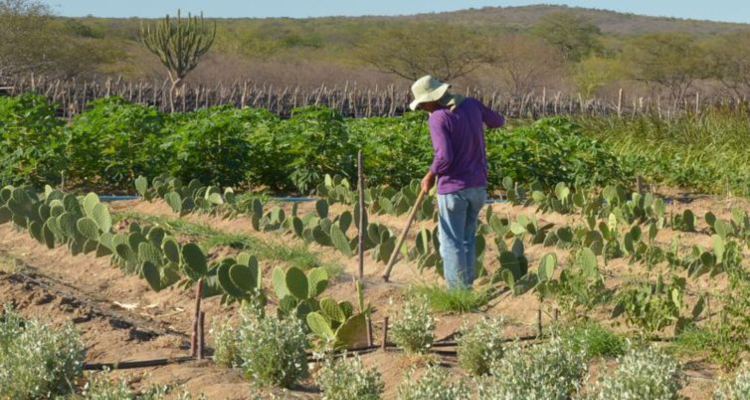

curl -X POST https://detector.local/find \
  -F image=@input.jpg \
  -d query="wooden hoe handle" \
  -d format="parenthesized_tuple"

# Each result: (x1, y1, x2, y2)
(382, 189, 428, 282)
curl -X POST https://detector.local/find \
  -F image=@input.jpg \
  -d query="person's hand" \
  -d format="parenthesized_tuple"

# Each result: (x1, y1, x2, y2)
(421, 171, 436, 194)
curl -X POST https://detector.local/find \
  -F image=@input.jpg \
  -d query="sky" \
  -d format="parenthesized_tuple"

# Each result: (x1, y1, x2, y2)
(49, 0, 750, 24)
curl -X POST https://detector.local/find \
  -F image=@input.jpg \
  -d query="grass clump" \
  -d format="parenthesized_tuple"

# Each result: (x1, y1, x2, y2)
(315, 353, 385, 400)
(396, 365, 472, 400)
(557, 321, 626, 359)
(236, 308, 309, 388)
(585, 346, 682, 400)
(478, 338, 587, 399)
(410, 285, 490, 313)
(669, 324, 745, 372)
(668, 326, 714, 356)
(714, 362, 750, 400)
(390, 296, 435, 354)
(457, 316, 505, 376)
(0, 303, 85, 400)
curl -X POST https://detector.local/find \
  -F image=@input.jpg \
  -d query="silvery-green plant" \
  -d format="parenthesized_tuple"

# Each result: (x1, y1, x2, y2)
(79, 374, 137, 400)
(396, 365, 473, 400)
(585, 346, 682, 400)
(0, 303, 85, 400)
(457, 316, 505, 376)
(80, 373, 207, 400)
(237, 308, 309, 388)
(390, 296, 435, 353)
(315, 353, 385, 400)
(713, 362, 750, 400)
(210, 317, 240, 368)
(478, 338, 587, 400)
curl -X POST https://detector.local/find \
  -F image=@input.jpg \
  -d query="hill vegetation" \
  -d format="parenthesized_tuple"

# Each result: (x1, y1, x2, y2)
(1, 1, 750, 102)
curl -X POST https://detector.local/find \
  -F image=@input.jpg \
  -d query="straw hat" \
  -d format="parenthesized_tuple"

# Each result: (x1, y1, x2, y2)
(409, 75, 450, 111)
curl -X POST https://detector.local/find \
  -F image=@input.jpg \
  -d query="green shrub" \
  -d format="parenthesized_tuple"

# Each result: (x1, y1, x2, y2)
(396, 365, 472, 400)
(478, 338, 587, 399)
(282, 106, 355, 193)
(67, 96, 166, 187)
(485, 117, 628, 190)
(315, 353, 385, 400)
(0, 93, 66, 186)
(348, 112, 432, 189)
(457, 316, 505, 376)
(0, 303, 85, 399)
(585, 346, 682, 400)
(237, 310, 309, 388)
(390, 296, 435, 354)
(714, 362, 750, 400)
(163, 105, 269, 187)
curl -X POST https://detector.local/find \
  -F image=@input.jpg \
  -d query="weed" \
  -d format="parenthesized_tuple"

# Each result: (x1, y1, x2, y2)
(210, 317, 241, 368)
(585, 346, 682, 400)
(390, 296, 435, 354)
(457, 316, 505, 376)
(0, 303, 85, 400)
(396, 365, 472, 400)
(315, 353, 384, 400)
(714, 362, 750, 400)
(668, 326, 714, 357)
(237, 308, 309, 388)
(478, 338, 587, 400)
(410, 285, 490, 313)
(79, 372, 207, 399)
(556, 321, 626, 359)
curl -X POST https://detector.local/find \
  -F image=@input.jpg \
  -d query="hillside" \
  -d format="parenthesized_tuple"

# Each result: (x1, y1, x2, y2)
(79, 4, 750, 42)
(406, 5, 749, 35)
(7, 4, 750, 89)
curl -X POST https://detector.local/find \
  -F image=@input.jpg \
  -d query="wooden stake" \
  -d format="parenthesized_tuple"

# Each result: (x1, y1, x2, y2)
(358, 150, 366, 280)
(537, 308, 543, 337)
(198, 311, 205, 360)
(367, 317, 374, 347)
(191, 278, 203, 358)
(383, 190, 427, 282)
(381, 317, 389, 351)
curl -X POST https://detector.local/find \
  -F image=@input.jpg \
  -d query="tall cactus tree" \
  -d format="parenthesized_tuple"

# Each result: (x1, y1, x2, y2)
(140, 10, 216, 92)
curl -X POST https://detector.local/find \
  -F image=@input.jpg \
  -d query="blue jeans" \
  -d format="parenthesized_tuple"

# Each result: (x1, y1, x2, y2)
(437, 186, 486, 290)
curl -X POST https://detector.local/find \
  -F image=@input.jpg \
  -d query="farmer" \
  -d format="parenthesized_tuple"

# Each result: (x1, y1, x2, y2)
(410, 75, 505, 290)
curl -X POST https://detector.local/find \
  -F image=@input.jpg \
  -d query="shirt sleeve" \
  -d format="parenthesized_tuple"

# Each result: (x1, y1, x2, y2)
(428, 113, 453, 175)
(480, 101, 505, 128)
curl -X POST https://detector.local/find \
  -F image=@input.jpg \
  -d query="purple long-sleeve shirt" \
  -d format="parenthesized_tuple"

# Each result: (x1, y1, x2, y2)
(428, 97, 505, 195)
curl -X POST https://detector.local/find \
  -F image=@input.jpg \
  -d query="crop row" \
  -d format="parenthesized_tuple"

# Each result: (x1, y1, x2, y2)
(3, 172, 750, 350)
(0, 184, 375, 349)
(1, 93, 628, 193)
(130, 173, 750, 338)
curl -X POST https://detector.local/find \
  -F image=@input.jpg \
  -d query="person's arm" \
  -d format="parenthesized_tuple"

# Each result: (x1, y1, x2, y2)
(480, 101, 505, 128)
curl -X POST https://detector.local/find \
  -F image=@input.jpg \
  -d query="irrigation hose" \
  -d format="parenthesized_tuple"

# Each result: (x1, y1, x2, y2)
(6, 268, 185, 338)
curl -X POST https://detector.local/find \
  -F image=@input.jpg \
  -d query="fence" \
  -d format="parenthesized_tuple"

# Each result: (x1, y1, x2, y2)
(0, 74, 744, 119)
